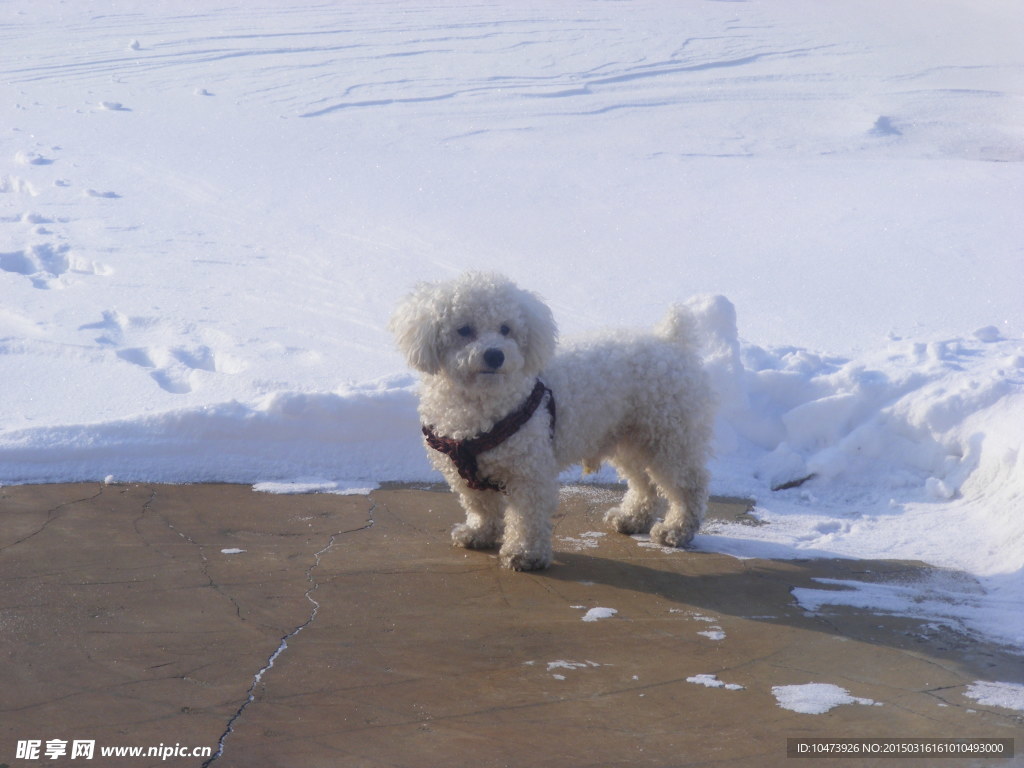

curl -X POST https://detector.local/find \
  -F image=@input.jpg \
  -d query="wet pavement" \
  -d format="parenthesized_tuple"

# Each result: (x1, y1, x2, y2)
(1, 483, 1020, 767)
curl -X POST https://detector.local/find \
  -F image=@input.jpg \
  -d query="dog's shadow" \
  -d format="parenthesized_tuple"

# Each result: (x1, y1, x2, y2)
(544, 546, 821, 620)
(379, 484, 1021, 684)
(540, 548, 1021, 684)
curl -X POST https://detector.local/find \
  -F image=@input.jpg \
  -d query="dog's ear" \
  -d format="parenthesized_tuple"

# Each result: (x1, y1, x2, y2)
(516, 286, 557, 374)
(389, 292, 443, 375)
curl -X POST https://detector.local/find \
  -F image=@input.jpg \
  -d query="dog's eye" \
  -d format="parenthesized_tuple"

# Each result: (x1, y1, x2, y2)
(457, 325, 475, 339)
(500, 324, 511, 336)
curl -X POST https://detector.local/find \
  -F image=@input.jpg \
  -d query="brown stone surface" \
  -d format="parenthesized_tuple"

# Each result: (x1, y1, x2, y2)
(1, 483, 1020, 767)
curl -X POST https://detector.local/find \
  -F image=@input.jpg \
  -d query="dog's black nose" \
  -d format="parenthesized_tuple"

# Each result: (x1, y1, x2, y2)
(483, 348, 505, 370)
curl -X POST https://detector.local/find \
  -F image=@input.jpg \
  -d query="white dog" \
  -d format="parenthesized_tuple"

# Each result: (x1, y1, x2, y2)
(391, 272, 715, 571)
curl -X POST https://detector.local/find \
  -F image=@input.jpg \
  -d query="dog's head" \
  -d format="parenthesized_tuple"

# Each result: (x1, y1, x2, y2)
(390, 272, 557, 387)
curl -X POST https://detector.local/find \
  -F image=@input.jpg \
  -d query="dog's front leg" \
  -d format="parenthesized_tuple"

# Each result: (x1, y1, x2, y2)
(499, 473, 557, 571)
(451, 487, 504, 550)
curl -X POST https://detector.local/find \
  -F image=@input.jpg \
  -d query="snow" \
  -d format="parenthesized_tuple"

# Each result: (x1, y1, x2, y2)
(558, 530, 607, 551)
(963, 681, 1024, 713)
(581, 607, 618, 623)
(1, 2, 1022, 650)
(772, 683, 880, 715)
(697, 628, 727, 641)
(547, 660, 601, 672)
(687, 674, 744, 691)
(546, 660, 602, 680)
(254, 480, 379, 496)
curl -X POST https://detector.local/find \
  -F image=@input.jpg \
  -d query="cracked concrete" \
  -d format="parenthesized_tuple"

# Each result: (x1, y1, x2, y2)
(1, 483, 1021, 767)
(204, 506, 374, 767)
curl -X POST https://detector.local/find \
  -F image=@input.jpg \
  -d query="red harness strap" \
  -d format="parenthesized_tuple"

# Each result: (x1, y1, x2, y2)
(422, 379, 556, 493)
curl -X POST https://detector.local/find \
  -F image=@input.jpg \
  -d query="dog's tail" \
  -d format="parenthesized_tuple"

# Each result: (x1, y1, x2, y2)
(655, 302, 702, 354)
(656, 294, 737, 359)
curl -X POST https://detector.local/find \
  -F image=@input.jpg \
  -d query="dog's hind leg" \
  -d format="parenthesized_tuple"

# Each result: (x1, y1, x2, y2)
(451, 489, 505, 550)
(647, 460, 709, 549)
(604, 449, 666, 536)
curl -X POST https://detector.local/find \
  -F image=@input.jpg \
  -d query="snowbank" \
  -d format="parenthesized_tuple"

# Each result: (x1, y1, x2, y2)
(0, 376, 424, 487)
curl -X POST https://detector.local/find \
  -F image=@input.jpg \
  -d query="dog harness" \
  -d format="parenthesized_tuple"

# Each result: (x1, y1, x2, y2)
(422, 379, 556, 493)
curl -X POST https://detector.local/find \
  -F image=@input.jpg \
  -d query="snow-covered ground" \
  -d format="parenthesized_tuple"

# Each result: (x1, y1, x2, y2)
(2, 2, 1022, 654)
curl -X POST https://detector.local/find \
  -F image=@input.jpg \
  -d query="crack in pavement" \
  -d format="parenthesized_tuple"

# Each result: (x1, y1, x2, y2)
(0, 484, 105, 552)
(202, 498, 376, 767)
(135, 485, 247, 620)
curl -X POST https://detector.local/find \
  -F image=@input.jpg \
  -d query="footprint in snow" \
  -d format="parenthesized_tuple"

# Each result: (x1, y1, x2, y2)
(1, 165, 112, 288)
(870, 115, 902, 137)
(117, 344, 243, 394)
(84, 188, 121, 199)
(0, 243, 104, 289)
(1, 175, 41, 196)
(15, 150, 55, 166)
(87, 310, 246, 394)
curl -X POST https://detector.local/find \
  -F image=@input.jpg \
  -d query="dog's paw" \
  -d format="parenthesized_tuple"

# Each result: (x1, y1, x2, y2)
(499, 546, 551, 571)
(451, 522, 500, 550)
(649, 521, 695, 549)
(604, 506, 653, 536)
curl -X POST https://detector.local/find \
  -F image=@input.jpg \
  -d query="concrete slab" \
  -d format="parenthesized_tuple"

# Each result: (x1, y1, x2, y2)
(0, 483, 1020, 767)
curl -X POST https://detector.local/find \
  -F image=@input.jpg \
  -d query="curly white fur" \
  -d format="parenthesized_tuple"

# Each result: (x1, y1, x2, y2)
(391, 272, 715, 571)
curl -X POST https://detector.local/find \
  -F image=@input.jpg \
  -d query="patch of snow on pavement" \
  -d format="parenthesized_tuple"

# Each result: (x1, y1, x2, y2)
(581, 607, 618, 623)
(687, 674, 744, 691)
(963, 681, 1024, 713)
(772, 683, 881, 714)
